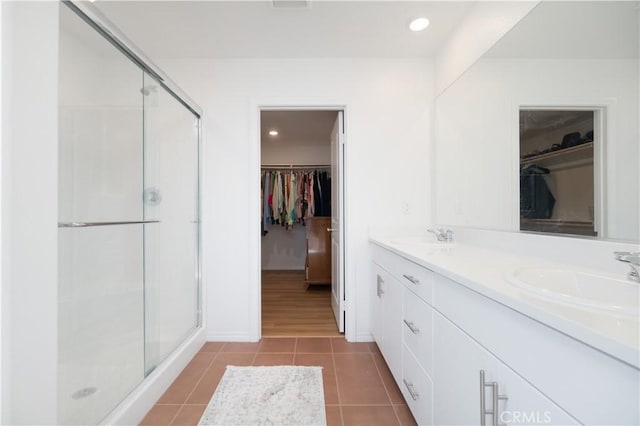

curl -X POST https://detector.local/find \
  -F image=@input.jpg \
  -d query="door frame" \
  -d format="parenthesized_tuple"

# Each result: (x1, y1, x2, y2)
(249, 101, 351, 341)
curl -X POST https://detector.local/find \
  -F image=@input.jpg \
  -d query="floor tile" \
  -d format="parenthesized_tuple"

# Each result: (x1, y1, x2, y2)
(214, 352, 258, 366)
(331, 338, 372, 353)
(341, 405, 400, 426)
(144, 339, 410, 426)
(199, 342, 225, 353)
(170, 404, 207, 426)
(393, 404, 418, 426)
(185, 353, 255, 405)
(372, 352, 406, 404)
(157, 352, 216, 404)
(325, 405, 343, 426)
(139, 404, 181, 426)
(253, 353, 295, 365)
(334, 353, 390, 405)
(220, 342, 261, 352)
(259, 337, 296, 353)
(294, 353, 339, 404)
(366, 342, 381, 353)
(293, 353, 335, 371)
(297, 337, 332, 353)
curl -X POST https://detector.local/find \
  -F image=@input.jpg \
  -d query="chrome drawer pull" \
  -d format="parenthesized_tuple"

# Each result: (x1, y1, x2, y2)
(403, 379, 419, 401)
(376, 275, 385, 297)
(402, 274, 420, 285)
(403, 319, 420, 334)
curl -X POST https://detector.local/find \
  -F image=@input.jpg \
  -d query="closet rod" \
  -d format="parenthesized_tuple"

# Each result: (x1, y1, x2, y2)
(261, 164, 330, 170)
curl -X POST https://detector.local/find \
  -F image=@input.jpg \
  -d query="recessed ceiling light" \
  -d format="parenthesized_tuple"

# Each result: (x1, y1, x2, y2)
(409, 18, 430, 32)
(269, 130, 279, 136)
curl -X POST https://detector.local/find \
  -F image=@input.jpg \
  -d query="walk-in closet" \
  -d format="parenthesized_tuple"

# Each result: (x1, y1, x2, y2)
(260, 110, 341, 337)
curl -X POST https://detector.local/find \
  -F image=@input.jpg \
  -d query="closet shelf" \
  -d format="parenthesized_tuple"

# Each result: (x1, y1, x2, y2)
(521, 218, 596, 237)
(520, 142, 593, 167)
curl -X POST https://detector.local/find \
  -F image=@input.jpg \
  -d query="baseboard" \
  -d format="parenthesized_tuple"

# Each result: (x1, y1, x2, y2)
(206, 332, 260, 342)
(355, 332, 374, 342)
(100, 328, 206, 426)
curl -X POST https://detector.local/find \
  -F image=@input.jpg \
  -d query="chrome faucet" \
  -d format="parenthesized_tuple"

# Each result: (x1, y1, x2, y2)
(428, 228, 454, 243)
(614, 251, 640, 283)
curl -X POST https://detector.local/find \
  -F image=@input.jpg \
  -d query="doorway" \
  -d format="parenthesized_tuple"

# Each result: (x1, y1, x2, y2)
(259, 109, 345, 337)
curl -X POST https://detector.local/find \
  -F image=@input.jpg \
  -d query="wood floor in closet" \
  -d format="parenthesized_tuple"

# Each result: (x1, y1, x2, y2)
(262, 270, 341, 337)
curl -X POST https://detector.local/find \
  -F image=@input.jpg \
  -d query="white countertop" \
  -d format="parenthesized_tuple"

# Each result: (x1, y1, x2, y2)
(369, 234, 640, 369)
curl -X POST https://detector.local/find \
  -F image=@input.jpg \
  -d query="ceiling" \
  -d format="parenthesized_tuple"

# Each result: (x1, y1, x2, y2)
(93, 1, 474, 59)
(261, 110, 338, 147)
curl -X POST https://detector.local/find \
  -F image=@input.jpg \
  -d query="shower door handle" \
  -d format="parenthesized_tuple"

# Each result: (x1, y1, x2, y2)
(58, 220, 160, 228)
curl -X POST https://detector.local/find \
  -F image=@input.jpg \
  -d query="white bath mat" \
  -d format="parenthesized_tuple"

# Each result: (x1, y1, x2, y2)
(198, 365, 326, 426)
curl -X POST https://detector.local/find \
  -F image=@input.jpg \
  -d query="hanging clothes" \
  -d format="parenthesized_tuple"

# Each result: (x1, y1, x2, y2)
(260, 168, 331, 234)
(520, 164, 555, 219)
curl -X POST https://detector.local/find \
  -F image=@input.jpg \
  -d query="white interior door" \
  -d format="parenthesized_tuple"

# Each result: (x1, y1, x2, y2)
(330, 111, 345, 332)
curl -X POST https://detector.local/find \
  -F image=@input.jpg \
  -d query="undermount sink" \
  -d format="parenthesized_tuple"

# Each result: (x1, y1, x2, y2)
(506, 267, 639, 316)
(389, 236, 455, 247)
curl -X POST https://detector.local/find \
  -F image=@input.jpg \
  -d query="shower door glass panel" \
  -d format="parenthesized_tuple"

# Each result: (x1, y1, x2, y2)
(58, 5, 145, 424)
(143, 73, 199, 373)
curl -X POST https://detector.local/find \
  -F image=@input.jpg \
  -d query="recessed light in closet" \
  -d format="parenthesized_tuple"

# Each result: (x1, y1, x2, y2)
(409, 18, 430, 32)
(269, 130, 279, 136)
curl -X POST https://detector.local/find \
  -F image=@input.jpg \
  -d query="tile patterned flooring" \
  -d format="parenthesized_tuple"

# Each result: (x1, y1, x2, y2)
(140, 337, 417, 426)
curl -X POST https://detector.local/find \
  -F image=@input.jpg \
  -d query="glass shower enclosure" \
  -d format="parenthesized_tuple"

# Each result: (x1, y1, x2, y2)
(58, 3, 201, 424)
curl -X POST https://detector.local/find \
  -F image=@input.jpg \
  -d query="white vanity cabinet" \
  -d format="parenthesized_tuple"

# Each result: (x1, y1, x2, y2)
(370, 242, 638, 426)
(371, 263, 403, 379)
(433, 310, 578, 426)
(373, 245, 435, 425)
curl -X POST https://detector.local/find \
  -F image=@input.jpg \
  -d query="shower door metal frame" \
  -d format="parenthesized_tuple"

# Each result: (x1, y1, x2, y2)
(60, 0, 204, 330)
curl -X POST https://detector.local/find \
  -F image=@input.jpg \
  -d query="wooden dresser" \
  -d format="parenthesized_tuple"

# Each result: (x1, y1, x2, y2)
(304, 217, 332, 285)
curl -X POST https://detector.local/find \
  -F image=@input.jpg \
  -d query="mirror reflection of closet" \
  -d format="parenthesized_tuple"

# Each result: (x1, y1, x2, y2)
(519, 108, 600, 237)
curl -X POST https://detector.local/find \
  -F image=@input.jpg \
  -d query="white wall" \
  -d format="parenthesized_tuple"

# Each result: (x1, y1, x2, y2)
(154, 58, 434, 341)
(434, 1, 539, 95)
(435, 58, 639, 242)
(261, 140, 330, 165)
(1, 2, 59, 424)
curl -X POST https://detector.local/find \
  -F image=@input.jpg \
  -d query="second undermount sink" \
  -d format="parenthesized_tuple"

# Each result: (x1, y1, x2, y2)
(506, 267, 639, 316)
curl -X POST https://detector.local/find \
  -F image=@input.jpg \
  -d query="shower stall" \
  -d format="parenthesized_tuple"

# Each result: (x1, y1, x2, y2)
(57, 2, 202, 424)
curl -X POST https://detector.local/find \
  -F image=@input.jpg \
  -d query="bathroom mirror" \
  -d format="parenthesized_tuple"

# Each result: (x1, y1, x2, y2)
(435, 1, 639, 243)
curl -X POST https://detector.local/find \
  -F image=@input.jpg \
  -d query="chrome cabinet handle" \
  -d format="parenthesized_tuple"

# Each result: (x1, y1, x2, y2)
(402, 379, 419, 401)
(58, 220, 160, 228)
(480, 370, 508, 426)
(327, 228, 337, 232)
(376, 275, 384, 297)
(480, 370, 486, 426)
(403, 319, 420, 334)
(491, 382, 508, 426)
(402, 274, 420, 285)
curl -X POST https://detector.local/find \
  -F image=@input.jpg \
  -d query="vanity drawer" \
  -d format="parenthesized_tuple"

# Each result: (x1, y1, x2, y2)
(402, 344, 433, 426)
(372, 243, 434, 305)
(393, 256, 433, 305)
(403, 287, 433, 376)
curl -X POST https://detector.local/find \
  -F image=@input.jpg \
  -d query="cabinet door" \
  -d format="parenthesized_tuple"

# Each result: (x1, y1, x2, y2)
(383, 274, 403, 379)
(498, 364, 579, 426)
(305, 217, 331, 283)
(433, 311, 500, 426)
(371, 264, 386, 349)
